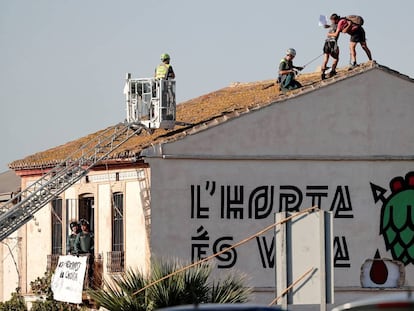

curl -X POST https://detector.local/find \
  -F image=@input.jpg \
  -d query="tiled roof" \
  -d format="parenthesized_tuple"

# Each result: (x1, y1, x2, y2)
(9, 61, 412, 171)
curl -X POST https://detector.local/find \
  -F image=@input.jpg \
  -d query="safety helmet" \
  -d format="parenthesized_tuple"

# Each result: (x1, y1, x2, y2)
(70, 221, 79, 229)
(79, 219, 89, 226)
(286, 48, 296, 57)
(160, 53, 170, 61)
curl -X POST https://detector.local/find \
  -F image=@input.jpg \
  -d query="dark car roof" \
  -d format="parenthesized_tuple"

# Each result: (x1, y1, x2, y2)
(157, 304, 284, 311)
(332, 293, 414, 311)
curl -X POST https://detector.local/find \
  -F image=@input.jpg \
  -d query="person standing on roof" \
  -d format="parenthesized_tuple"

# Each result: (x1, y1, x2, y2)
(329, 15, 372, 68)
(155, 53, 175, 80)
(321, 14, 340, 80)
(278, 48, 303, 92)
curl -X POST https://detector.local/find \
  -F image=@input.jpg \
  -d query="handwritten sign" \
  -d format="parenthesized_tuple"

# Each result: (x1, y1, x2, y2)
(51, 255, 87, 304)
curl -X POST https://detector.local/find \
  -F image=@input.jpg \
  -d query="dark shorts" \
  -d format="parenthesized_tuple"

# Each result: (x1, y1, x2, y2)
(323, 41, 339, 59)
(350, 26, 366, 43)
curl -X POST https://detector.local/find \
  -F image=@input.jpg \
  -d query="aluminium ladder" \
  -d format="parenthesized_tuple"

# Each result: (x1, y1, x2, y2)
(0, 123, 143, 241)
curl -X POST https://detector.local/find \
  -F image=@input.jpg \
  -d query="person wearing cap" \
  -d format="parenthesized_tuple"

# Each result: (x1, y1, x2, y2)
(66, 221, 80, 255)
(278, 48, 303, 92)
(155, 53, 175, 80)
(74, 219, 95, 286)
(74, 219, 94, 255)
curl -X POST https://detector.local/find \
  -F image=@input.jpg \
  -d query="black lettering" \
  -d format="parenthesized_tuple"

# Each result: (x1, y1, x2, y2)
(220, 185, 244, 219)
(213, 236, 237, 269)
(256, 236, 275, 268)
(334, 236, 351, 268)
(248, 186, 274, 219)
(191, 185, 209, 219)
(306, 185, 328, 208)
(330, 186, 354, 218)
(191, 226, 210, 261)
(279, 185, 303, 212)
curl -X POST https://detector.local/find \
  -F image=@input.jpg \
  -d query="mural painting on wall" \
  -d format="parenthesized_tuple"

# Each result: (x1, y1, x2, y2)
(365, 171, 414, 287)
(188, 171, 413, 286)
(371, 171, 414, 266)
(190, 182, 353, 269)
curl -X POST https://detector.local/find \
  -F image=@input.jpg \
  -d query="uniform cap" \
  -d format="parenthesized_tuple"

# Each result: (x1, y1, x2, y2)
(79, 219, 89, 226)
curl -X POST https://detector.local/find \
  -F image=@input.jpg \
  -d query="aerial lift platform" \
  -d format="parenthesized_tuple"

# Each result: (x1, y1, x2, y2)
(0, 75, 176, 241)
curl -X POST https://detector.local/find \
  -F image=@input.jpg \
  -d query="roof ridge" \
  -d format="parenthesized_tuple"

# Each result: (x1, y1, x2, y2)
(8, 61, 413, 171)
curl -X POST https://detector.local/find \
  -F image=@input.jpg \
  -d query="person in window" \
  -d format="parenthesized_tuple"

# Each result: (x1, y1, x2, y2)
(74, 219, 95, 287)
(66, 221, 80, 255)
(74, 219, 94, 254)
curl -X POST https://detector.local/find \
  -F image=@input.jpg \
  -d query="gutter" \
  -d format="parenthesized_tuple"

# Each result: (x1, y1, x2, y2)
(147, 153, 414, 161)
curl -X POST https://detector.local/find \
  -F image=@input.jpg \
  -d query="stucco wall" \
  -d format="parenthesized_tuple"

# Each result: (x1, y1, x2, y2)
(125, 179, 150, 273)
(147, 69, 414, 308)
(0, 232, 20, 301)
(149, 158, 414, 306)
(25, 205, 51, 290)
(0, 167, 150, 300)
(163, 69, 414, 157)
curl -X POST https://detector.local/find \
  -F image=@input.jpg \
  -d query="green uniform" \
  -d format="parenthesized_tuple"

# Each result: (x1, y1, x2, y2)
(74, 231, 94, 254)
(66, 233, 78, 254)
(278, 58, 302, 91)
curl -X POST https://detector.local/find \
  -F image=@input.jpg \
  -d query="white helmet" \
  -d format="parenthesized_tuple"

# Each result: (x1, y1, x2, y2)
(286, 48, 296, 57)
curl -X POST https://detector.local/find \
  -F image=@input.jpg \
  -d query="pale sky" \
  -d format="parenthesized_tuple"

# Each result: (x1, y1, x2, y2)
(1, 1, 413, 172)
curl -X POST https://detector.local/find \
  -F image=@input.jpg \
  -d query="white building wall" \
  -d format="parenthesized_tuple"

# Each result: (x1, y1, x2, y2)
(147, 69, 414, 309)
(0, 167, 150, 301)
(125, 179, 150, 274)
(24, 201, 52, 292)
(149, 158, 414, 308)
(1, 232, 20, 301)
(162, 70, 414, 157)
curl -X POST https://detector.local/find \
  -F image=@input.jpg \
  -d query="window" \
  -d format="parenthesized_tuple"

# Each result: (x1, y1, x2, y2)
(107, 192, 124, 273)
(112, 192, 124, 252)
(51, 198, 63, 255)
(79, 194, 94, 231)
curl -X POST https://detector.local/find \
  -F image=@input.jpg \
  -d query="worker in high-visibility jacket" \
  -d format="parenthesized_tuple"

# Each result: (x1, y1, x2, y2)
(155, 53, 175, 79)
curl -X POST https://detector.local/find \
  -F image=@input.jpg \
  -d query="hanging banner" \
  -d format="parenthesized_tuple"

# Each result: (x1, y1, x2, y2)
(51, 255, 87, 304)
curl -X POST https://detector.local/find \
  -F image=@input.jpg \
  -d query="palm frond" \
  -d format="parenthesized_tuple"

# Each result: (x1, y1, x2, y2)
(88, 268, 148, 311)
(210, 273, 250, 304)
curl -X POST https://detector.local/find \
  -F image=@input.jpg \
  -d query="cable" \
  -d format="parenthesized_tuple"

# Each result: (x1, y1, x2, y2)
(303, 53, 324, 68)
(133, 206, 319, 296)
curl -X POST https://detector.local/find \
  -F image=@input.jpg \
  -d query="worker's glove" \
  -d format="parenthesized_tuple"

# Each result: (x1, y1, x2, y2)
(296, 66, 304, 71)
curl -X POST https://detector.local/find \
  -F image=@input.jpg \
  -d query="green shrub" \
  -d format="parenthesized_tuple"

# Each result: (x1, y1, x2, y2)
(89, 259, 250, 311)
(0, 288, 27, 311)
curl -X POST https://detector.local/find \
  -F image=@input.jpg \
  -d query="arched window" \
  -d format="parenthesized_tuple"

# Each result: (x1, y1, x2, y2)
(79, 193, 94, 231)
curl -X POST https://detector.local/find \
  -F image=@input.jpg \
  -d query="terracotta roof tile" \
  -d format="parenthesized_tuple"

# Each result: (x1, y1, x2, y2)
(9, 61, 411, 170)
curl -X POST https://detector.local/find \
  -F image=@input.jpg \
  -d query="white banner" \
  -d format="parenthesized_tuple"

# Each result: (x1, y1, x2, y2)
(51, 255, 87, 304)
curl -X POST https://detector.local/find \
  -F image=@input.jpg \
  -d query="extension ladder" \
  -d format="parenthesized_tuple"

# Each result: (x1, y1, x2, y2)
(0, 123, 143, 241)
